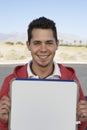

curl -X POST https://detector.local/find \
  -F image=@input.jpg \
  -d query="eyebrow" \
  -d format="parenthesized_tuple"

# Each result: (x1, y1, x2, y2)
(33, 40, 54, 43)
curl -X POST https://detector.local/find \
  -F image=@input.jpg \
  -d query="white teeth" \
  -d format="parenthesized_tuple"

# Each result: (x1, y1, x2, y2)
(39, 55, 48, 59)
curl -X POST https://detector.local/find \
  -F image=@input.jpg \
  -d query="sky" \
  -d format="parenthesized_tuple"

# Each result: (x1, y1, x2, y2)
(0, 0, 87, 38)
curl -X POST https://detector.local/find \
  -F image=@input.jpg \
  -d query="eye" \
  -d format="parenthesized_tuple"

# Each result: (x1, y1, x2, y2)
(33, 41, 41, 45)
(46, 40, 54, 45)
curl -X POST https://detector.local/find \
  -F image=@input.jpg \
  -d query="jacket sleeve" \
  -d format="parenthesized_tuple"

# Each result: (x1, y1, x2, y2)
(0, 122, 8, 130)
(78, 85, 87, 130)
(0, 74, 14, 98)
(74, 75, 87, 130)
(63, 65, 87, 130)
(78, 122, 87, 130)
(0, 75, 14, 130)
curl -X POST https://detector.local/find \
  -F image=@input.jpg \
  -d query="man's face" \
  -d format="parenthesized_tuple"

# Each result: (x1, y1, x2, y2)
(27, 29, 58, 68)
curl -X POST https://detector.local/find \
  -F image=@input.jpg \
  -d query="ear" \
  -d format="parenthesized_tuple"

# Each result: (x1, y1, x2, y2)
(26, 41, 31, 50)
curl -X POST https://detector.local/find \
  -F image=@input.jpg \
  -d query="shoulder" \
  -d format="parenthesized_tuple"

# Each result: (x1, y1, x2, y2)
(0, 64, 28, 97)
(57, 63, 77, 79)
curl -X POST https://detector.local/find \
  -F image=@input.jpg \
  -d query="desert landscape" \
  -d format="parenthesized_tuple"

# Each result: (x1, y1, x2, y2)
(0, 42, 87, 64)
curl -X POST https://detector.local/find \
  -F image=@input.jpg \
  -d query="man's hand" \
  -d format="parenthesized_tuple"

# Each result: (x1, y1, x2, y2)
(77, 100, 87, 122)
(0, 96, 11, 123)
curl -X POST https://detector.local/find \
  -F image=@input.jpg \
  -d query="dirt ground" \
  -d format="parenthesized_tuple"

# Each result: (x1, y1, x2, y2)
(0, 43, 87, 64)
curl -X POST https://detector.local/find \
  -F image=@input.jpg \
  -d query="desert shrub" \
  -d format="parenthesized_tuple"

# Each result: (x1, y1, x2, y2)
(85, 45, 87, 48)
(16, 41, 24, 45)
(5, 41, 14, 45)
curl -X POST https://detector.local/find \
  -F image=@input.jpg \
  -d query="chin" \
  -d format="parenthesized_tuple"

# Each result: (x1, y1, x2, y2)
(38, 62, 50, 68)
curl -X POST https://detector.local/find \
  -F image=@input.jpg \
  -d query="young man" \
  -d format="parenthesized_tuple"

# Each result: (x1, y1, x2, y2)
(0, 17, 87, 130)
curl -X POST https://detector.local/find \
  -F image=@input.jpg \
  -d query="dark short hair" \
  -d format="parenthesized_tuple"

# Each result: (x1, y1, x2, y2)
(27, 16, 58, 42)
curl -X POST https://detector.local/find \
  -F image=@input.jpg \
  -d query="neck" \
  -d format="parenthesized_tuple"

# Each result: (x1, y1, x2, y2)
(30, 62, 54, 78)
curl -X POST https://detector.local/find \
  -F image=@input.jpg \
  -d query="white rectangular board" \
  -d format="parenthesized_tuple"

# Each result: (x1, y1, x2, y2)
(9, 79, 78, 130)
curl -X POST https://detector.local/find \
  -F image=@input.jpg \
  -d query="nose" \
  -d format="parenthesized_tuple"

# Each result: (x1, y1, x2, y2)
(40, 43, 47, 51)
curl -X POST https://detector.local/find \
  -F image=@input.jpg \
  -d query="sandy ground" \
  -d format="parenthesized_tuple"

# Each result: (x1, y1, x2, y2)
(0, 43, 87, 64)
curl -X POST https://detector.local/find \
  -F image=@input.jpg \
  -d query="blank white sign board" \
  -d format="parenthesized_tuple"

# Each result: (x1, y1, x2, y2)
(9, 79, 77, 130)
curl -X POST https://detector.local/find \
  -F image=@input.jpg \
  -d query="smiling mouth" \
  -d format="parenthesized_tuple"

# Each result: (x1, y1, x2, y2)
(40, 55, 48, 58)
(38, 55, 49, 60)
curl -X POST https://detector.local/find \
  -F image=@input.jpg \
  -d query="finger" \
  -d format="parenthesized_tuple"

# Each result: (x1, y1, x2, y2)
(78, 116, 87, 122)
(0, 97, 11, 107)
(0, 108, 9, 114)
(77, 102, 87, 110)
(0, 113, 8, 122)
(0, 104, 10, 112)
(1, 96, 10, 102)
(78, 100, 87, 105)
(81, 111, 87, 117)
(78, 105, 87, 109)
(0, 99, 10, 105)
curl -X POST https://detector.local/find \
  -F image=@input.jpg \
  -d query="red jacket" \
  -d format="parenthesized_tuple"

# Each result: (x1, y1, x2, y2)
(0, 63, 87, 130)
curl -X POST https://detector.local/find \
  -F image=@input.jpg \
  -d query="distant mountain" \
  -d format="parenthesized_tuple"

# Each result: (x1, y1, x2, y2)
(0, 32, 87, 45)
(0, 32, 27, 43)
(58, 33, 87, 45)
